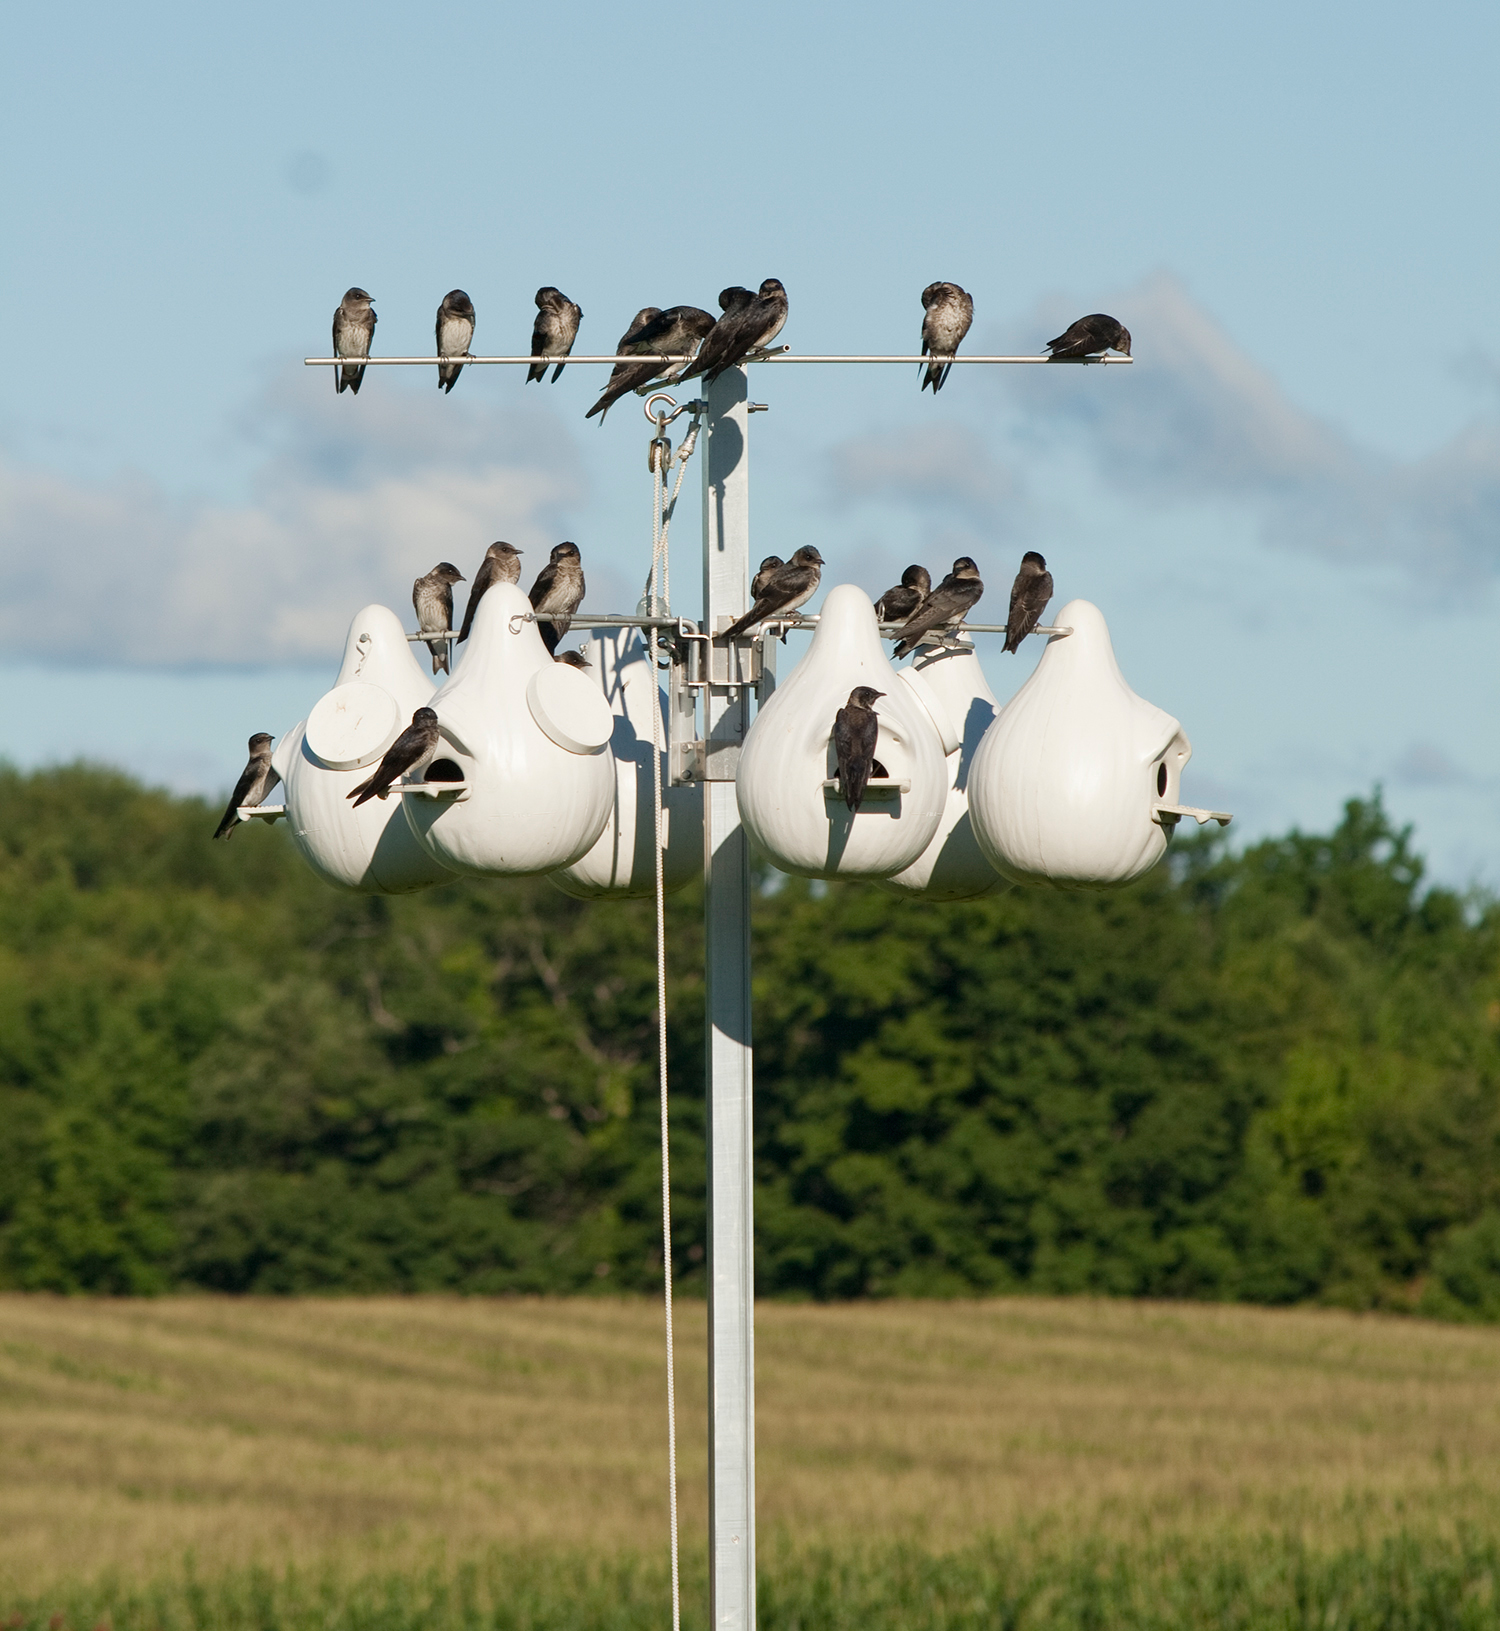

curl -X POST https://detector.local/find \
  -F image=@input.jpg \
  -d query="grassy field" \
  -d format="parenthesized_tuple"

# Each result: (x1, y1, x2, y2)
(3, 1295, 1500, 1624)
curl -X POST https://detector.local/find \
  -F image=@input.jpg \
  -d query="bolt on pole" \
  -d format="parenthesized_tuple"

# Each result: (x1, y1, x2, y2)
(701, 364, 756, 1631)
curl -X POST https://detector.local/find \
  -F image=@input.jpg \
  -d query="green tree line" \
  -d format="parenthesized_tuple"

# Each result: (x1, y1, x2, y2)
(1, 763, 1498, 1317)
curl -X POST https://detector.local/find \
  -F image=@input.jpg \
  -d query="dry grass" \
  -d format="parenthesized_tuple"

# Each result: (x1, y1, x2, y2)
(1, 1295, 1498, 1590)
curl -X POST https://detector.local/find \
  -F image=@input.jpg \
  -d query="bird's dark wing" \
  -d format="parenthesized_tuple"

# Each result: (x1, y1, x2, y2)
(213, 760, 273, 839)
(835, 706, 881, 812)
(721, 565, 816, 640)
(893, 578, 984, 657)
(876, 585, 921, 623)
(349, 724, 431, 807)
(529, 563, 559, 610)
(527, 311, 553, 383)
(457, 558, 497, 642)
(1002, 571, 1055, 652)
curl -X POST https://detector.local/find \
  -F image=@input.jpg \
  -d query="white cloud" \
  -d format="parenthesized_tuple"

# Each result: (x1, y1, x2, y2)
(0, 372, 586, 666)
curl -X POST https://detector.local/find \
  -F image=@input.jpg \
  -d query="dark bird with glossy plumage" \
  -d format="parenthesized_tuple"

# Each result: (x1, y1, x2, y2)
(584, 305, 715, 420)
(834, 687, 885, 813)
(875, 564, 931, 623)
(893, 556, 984, 658)
(1045, 313, 1130, 360)
(348, 708, 441, 807)
(1003, 552, 1054, 654)
(722, 545, 823, 639)
(681, 278, 788, 383)
(458, 542, 523, 643)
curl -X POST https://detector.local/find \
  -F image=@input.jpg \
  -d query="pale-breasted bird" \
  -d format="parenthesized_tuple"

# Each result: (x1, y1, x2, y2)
(414, 561, 465, 674)
(529, 542, 586, 655)
(893, 557, 984, 658)
(213, 733, 279, 839)
(333, 288, 376, 395)
(348, 708, 441, 806)
(722, 545, 823, 639)
(1046, 313, 1131, 360)
(919, 282, 974, 393)
(457, 542, 523, 642)
(436, 289, 476, 392)
(1003, 552, 1054, 654)
(834, 687, 885, 813)
(527, 287, 583, 383)
(875, 564, 931, 624)
(681, 278, 788, 383)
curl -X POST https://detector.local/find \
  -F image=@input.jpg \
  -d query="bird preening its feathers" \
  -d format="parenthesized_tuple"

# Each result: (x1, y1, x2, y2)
(681, 279, 788, 383)
(834, 687, 885, 814)
(585, 305, 715, 421)
(527, 287, 582, 383)
(751, 556, 785, 600)
(919, 282, 973, 393)
(529, 542, 586, 654)
(348, 708, 442, 808)
(875, 564, 931, 624)
(413, 562, 465, 674)
(1045, 313, 1131, 360)
(436, 290, 476, 392)
(332, 288, 376, 395)
(213, 733, 279, 839)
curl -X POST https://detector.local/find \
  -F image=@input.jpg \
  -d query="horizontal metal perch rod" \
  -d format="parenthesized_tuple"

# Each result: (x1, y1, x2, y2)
(406, 617, 1070, 639)
(305, 353, 1132, 367)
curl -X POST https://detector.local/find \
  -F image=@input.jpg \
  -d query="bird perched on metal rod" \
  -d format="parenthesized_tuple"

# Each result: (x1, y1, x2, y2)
(527, 287, 582, 383)
(875, 564, 931, 623)
(1045, 313, 1131, 360)
(1003, 552, 1054, 654)
(457, 542, 523, 642)
(436, 290, 476, 392)
(681, 278, 788, 383)
(529, 542, 586, 654)
(722, 546, 823, 639)
(212, 733, 279, 839)
(892, 556, 984, 658)
(751, 555, 785, 599)
(348, 708, 441, 806)
(585, 305, 715, 420)
(834, 687, 884, 814)
(332, 288, 376, 395)
(414, 561, 465, 674)
(919, 282, 973, 393)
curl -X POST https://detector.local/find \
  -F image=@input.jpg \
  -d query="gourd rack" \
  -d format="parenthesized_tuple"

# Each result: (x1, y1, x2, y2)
(302, 342, 1133, 1631)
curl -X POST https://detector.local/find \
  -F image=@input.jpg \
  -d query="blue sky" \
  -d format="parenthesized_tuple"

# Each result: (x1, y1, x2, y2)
(3, 0, 1499, 881)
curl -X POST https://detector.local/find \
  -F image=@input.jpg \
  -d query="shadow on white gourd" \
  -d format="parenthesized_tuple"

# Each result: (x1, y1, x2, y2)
(274, 604, 457, 894)
(880, 640, 1007, 901)
(403, 580, 615, 877)
(968, 599, 1192, 890)
(736, 583, 947, 880)
(550, 627, 703, 899)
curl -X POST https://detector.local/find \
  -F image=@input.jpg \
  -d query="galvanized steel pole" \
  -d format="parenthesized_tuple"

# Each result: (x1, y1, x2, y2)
(700, 365, 756, 1631)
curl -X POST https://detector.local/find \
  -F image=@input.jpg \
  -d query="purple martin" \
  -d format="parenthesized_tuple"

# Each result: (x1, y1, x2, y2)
(1003, 552, 1054, 654)
(414, 561, 465, 674)
(348, 708, 441, 807)
(751, 555, 785, 599)
(583, 305, 663, 422)
(875, 564, 931, 623)
(529, 541, 586, 654)
(834, 687, 884, 813)
(585, 305, 715, 420)
(722, 545, 823, 639)
(1046, 313, 1131, 360)
(554, 649, 592, 670)
(457, 541, 523, 643)
(920, 282, 974, 393)
(212, 732, 279, 839)
(893, 556, 984, 658)
(681, 278, 788, 383)
(436, 289, 476, 392)
(333, 288, 376, 395)
(527, 286, 583, 383)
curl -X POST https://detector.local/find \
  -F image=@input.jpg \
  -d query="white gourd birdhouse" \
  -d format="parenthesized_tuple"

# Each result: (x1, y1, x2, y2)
(550, 627, 703, 900)
(403, 580, 616, 877)
(274, 604, 457, 894)
(736, 583, 948, 880)
(880, 640, 1006, 901)
(968, 598, 1201, 890)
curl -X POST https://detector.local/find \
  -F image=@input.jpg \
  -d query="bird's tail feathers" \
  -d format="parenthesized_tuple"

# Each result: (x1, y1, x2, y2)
(551, 362, 566, 383)
(526, 363, 545, 383)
